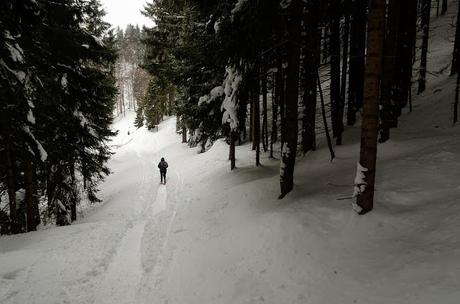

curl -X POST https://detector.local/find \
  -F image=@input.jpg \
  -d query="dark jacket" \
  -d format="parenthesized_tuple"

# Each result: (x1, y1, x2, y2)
(158, 160, 168, 172)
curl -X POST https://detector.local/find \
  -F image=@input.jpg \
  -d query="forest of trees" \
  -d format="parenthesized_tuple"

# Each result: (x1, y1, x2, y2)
(139, 0, 460, 214)
(0, 0, 117, 233)
(2, 0, 460, 235)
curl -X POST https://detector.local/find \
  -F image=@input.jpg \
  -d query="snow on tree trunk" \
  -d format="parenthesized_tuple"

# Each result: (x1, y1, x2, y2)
(280, 0, 302, 199)
(354, 0, 385, 214)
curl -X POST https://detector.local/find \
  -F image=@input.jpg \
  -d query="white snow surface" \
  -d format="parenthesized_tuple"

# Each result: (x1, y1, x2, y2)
(2, 5, 460, 304)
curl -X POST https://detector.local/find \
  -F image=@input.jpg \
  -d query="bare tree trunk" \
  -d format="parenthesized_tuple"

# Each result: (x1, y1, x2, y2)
(70, 162, 77, 222)
(5, 137, 19, 233)
(451, 0, 460, 75)
(318, 72, 335, 161)
(280, 0, 302, 198)
(394, 0, 418, 115)
(270, 71, 279, 158)
(330, 0, 343, 145)
(249, 91, 253, 143)
(455, 71, 460, 124)
(182, 127, 187, 143)
(454, 0, 460, 124)
(253, 76, 261, 166)
(418, 0, 432, 94)
(277, 49, 286, 151)
(442, 0, 447, 15)
(347, 0, 367, 126)
(341, 0, 351, 124)
(24, 160, 40, 231)
(301, 0, 319, 154)
(229, 131, 236, 170)
(380, 0, 402, 143)
(261, 63, 268, 152)
(355, 0, 385, 214)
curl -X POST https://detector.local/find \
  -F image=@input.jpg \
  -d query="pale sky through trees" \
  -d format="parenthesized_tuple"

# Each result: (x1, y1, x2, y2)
(100, 0, 154, 29)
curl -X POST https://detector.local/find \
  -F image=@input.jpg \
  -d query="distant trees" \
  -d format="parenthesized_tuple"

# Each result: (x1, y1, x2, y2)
(0, 0, 116, 233)
(115, 24, 149, 118)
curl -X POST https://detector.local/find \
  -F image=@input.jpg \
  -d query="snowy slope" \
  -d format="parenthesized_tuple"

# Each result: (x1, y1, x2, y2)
(1, 86, 459, 304)
(2, 4, 460, 304)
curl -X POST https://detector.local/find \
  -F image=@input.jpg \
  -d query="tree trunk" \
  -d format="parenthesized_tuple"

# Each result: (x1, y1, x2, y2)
(330, 0, 343, 145)
(280, 0, 302, 198)
(418, 0, 432, 94)
(442, 0, 447, 15)
(249, 90, 253, 143)
(341, 0, 351, 125)
(451, 0, 460, 76)
(271, 71, 279, 158)
(253, 77, 261, 166)
(318, 72, 336, 161)
(182, 127, 187, 143)
(229, 131, 236, 170)
(261, 62, 268, 152)
(5, 137, 19, 233)
(277, 49, 286, 150)
(70, 162, 77, 222)
(301, 0, 319, 154)
(355, 0, 385, 215)
(394, 0, 418, 115)
(24, 160, 40, 231)
(455, 71, 460, 124)
(347, 0, 367, 126)
(380, 0, 402, 142)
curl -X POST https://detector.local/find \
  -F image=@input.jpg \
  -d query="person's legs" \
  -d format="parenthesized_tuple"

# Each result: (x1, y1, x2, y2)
(160, 171, 163, 183)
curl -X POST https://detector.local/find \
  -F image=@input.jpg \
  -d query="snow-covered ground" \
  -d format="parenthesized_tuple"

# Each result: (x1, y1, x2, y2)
(2, 4, 460, 304)
(1, 84, 459, 304)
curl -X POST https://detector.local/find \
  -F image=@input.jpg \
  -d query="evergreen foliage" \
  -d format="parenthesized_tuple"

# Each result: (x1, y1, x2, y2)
(0, 0, 117, 232)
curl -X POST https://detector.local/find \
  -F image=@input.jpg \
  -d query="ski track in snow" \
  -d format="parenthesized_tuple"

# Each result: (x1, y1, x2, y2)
(93, 220, 146, 304)
(93, 119, 181, 304)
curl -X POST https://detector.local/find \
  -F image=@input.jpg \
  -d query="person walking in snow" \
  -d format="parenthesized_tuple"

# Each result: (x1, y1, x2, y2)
(158, 157, 168, 184)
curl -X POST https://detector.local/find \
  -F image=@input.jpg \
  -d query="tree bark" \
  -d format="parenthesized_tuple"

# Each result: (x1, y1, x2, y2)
(418, 0, 432, 94)
(455, 71, 460, 124)
(5, 137, 19, 233)
(318, 72, 335, 161)
(355, 0, 385, 214)
(347, 0, 367, 126)
(341, 0, 351, 126)
(229, 131, 236, 170)
(253, 78, 261, 166)
(280, 0, 302, 198)
(261, 62, 268, 152)
(271, 71, 279, 158)
(24, 160, 40, 231)
(442, 0, 447, 15)
(330, 0, 343, 145)
(301, 0, 319, 154)
(451, 0, 460, 76)
(70, 162, 77, 222)
(379, 0, 402, 142)
(182, 127, 187, 143)
(394, 0, 418, 115)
